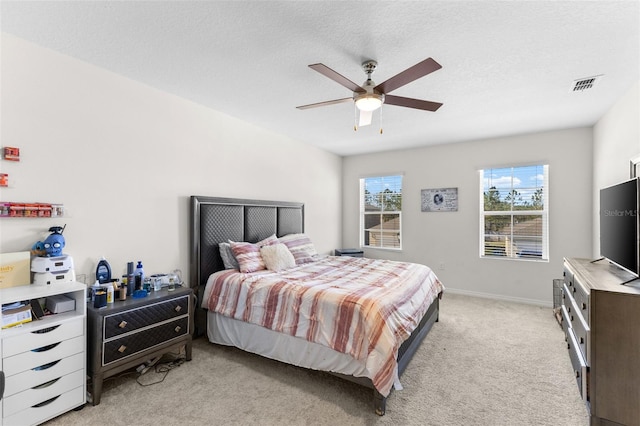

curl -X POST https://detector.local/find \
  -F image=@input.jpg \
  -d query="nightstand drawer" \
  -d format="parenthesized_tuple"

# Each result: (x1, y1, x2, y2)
(3, 335, 85, 377)
(3, 369, 84, 417)
(102, 316, 189, 365)
(2, 318, 84, 358)
(103, 295, 189, 339)
(4, 352, 84, 398)
(2, 384, 84, 426)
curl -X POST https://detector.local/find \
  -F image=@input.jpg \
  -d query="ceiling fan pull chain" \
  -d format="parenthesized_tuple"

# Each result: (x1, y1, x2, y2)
(379, 104, 383, 134)
(354, 103, 358, 131)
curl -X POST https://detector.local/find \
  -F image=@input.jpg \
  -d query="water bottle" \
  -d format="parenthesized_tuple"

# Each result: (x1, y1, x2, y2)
(96, 257, 112, 284)
(134, 261, 145, 290)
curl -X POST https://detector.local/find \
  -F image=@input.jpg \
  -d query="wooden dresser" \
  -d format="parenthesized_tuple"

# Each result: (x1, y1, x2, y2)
(562, 257, 640, 426)
(86, 287, 193, 405)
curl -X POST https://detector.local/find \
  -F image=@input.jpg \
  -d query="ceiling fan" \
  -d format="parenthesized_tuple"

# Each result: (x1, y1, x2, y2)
(296, 58, 443, 130)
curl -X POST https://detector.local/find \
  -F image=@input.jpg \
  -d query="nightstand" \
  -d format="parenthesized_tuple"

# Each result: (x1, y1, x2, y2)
(334, 248, 364, 257)
(86, 286, 193, 405)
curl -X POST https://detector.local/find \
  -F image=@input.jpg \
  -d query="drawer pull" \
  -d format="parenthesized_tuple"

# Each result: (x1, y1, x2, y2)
(579, 337, 584, 344)
(174, 306, 182, 313)
(32, 325, 60, 335)
(174, 326, 181, 333)
(118, 345, 127, 353)
(572, 287, 576, 293)
(33, 395, 61, 408)
(581, 303, 587, 310)
(575, 370, 580, 379)
(32, 377, 60, 390)
(119, 321, 128, 328)
(32, 342, 60, 353)
(33, 359, 61, 371)
(570, 315, 574, 322)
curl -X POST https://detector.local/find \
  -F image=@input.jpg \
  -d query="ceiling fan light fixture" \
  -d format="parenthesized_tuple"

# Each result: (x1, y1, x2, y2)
(355, 93, 385, 111)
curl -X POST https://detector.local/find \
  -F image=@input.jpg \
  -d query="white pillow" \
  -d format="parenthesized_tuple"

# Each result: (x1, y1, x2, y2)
(260, 243, 296, 272)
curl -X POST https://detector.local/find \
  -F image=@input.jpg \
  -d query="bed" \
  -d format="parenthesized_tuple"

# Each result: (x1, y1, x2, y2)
(189, 196, 444, 415)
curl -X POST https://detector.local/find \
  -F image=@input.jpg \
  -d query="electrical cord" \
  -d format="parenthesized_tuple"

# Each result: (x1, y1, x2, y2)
(136, 355, 186, 387)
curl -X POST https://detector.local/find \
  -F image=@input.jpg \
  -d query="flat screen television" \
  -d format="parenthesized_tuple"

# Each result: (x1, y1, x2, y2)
(599, 177, 640, 278)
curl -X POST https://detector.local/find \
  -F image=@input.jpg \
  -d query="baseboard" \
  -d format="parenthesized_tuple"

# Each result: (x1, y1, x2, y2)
(443, 287, 552, 308)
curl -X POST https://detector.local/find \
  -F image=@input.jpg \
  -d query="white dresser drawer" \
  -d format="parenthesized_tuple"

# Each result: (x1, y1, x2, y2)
(4, 352, 84, 398)
(2, 385, 84, 426)
(2, 319, 84, 357)
(3, 369, 84, 417)
(3, 335, 84, 377)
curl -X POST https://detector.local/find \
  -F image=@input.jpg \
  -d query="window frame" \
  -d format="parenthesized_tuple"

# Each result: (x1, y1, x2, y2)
(479, 164, 549, 262)
(359, 174, 403, 251)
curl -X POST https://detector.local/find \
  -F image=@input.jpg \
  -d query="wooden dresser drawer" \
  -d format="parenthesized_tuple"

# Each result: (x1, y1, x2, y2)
(103, 295, 189, 339)
(566, 328, 588, 401)
(568, 297, 589, 360)
(571, 282, 589, 326)
(2, 384, 84, 426)
(563, 265, 573, 290)
(2, 335, 84, 377)
(4, 352, 84, 398)
(102, 316, 189, 365)
(2, 319, 84, 358)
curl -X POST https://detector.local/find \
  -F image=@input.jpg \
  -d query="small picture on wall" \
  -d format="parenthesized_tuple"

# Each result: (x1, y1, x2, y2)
(3, 147, 20, 161)
(421, 187, 458, 212)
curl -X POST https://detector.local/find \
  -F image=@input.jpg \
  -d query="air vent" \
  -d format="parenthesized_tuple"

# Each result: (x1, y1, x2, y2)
(571, 75, 603, 92)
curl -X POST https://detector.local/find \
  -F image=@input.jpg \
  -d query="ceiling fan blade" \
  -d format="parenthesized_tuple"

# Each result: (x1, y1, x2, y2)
(309, 64, 366, 93)
(384, 95, 443, 111)
(358, 110, 373, 126)
(374, 58, 442, 94)
(296, 97, 353, 110)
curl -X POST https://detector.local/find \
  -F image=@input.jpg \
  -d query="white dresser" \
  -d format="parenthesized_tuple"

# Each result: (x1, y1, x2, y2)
(1, 282, 86, 426)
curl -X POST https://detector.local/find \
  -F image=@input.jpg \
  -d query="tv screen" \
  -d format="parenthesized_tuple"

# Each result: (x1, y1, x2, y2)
(599, 177, 639, 276)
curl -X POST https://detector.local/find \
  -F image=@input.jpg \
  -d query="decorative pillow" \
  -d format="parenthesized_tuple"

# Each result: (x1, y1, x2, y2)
(278, 233, 318, 265)
(219, 242, 239, 270)
(256, 234, 278, 247)
(230, 241, 265, 273)
(260, 243, 296, 272)
(229, 234, 278, 273)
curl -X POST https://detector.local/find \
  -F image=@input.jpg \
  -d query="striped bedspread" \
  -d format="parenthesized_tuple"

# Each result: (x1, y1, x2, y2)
(204, 256, 444, 396)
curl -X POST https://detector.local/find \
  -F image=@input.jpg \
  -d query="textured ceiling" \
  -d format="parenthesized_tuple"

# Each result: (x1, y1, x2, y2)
(2, 1, 639, 156)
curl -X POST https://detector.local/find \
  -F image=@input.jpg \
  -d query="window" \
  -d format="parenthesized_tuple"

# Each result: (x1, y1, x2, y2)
(480, 165, 548, 260)
(360, 175, 402, 249)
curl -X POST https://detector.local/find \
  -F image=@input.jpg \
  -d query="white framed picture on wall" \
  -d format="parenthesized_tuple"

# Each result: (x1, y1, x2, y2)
(421, 187, 458, 212)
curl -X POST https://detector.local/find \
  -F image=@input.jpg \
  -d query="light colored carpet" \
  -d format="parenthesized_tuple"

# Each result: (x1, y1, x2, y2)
(45, 293, 589, 425)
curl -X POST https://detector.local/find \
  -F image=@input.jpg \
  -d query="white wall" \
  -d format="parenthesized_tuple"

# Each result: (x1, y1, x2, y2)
(0, 34, 342, 286)
(342, 128, 594, 305)
(592, 81, 640, 257)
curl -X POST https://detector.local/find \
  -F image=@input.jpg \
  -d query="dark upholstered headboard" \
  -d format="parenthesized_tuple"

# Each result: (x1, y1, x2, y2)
(189, 196, 304, 336)
(189, 195, 304, 291)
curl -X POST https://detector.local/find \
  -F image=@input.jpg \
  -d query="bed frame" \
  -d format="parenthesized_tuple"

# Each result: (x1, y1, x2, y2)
(189, 195, 440, 415)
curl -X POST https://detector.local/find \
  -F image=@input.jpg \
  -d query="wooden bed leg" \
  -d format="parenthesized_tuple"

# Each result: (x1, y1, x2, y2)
(373, 390, 386, 416)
